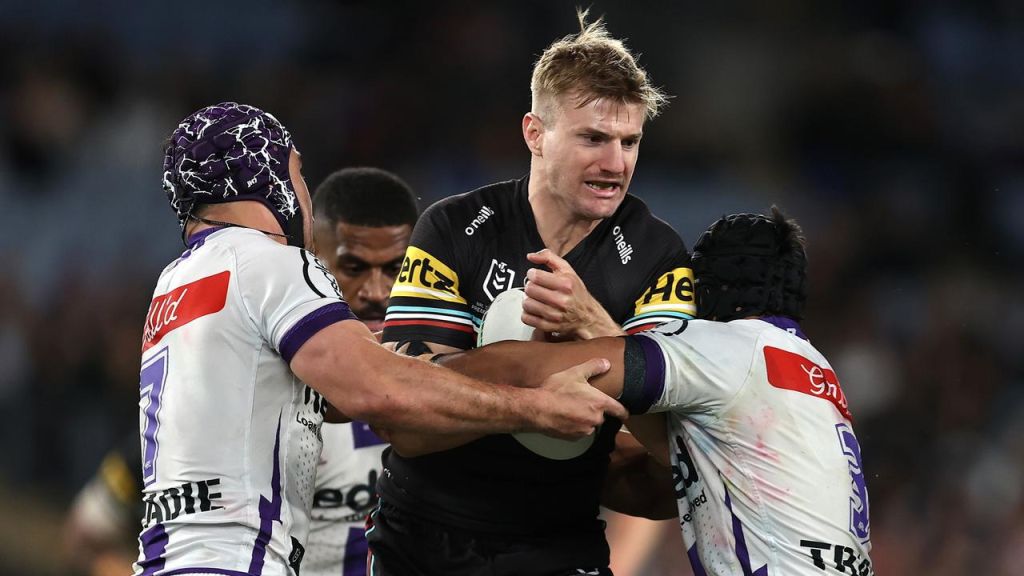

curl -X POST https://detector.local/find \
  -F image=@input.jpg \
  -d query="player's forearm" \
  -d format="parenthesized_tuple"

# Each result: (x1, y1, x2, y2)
(334, 346, 537, 434)
(603, 457, 677, 520)
(602, 432, 677, 520)
(374, 359, 540, 434)
(434, 341, 546, 387)
(569, 284, 625, 339)
(437, 338, 626, 398)
(294, 321, 538, 435)
(622, 414, 672, 467)
(296, 321, 627, 437)
(575, 309, 627, 340)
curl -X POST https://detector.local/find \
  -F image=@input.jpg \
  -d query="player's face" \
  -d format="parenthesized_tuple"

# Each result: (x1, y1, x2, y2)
(314, 222, 412, 332)
(288, 149, 315, 250)
(539, 94, 645, 221)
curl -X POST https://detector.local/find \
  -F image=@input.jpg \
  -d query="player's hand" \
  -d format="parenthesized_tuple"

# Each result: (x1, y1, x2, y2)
(531, 357, 628, 439)
(524, 249, 625, 340)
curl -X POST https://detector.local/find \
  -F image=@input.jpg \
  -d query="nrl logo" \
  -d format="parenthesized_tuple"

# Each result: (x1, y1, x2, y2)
(483, 259, 516, 301)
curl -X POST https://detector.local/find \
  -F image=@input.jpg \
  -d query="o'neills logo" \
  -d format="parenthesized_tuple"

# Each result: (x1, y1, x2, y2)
(612, 225, 633, 264)
(142, 271, 230, 351)
(465, 205, 495, 236)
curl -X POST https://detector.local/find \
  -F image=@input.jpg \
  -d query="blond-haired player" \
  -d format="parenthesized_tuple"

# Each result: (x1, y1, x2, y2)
(375, 10, 693, 575)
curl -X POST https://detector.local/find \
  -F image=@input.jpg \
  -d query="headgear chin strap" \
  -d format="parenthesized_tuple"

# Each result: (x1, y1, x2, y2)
(162, 102, 306, 248)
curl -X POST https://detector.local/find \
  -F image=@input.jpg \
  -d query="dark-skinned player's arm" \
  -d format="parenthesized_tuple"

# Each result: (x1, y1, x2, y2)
(419, 338, 678, 519)
(600, 414, 677, 520)
(374, 351, 615, 457)
(381, 334, 681, 534)
(379, 336, 641, 457)
(436, 337, 627, 392)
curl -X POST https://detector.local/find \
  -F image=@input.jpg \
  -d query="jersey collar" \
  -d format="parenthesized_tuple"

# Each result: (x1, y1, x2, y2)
(185, 226, 226, 250)
(759, 316, 808, 340)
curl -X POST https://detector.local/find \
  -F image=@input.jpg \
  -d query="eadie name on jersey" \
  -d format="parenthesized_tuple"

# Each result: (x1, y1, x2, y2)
(142, 477, 224, 526)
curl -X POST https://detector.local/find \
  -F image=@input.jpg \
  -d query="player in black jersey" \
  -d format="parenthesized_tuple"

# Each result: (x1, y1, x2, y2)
(63, 435, 144, 576)
(374, 10, 694, 576)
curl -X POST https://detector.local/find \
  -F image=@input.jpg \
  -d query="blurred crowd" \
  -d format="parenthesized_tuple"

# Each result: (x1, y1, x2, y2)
(0, 1, 1022, 574)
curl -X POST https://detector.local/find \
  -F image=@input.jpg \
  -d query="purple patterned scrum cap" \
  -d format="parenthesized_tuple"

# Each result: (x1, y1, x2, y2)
(162, 102, 298, 230)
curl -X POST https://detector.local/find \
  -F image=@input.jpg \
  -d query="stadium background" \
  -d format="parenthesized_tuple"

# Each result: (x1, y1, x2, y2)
(0, 1, 1021, 574)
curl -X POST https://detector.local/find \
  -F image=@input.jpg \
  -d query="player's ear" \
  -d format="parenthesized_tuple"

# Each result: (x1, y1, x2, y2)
(523, 112, 544, 157)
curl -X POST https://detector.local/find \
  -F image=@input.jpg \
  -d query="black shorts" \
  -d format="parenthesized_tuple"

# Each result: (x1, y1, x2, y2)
(365, 500, 613, 576)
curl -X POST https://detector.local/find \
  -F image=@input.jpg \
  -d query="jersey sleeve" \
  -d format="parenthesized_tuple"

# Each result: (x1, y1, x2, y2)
(235, 238, 357, 363)
(381, 202, 477, 349)
(620, 320, 757, 414)
(622, 238, 697, 335)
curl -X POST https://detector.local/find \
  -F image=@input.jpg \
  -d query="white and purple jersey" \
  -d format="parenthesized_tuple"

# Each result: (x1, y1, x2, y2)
(135, 227, 355, 576)
(626, 318, 873, 575)
(305, 422, 386, 576)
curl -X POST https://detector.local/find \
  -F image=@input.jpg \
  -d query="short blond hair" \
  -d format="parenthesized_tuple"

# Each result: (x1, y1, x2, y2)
(530, 8, 668, 122)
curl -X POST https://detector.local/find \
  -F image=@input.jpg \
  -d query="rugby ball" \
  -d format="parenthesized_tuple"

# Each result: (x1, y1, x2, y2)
(479, 288, 596, 460)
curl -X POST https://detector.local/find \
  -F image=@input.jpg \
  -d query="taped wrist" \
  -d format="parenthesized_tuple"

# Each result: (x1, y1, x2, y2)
(619, 336, 663, 415)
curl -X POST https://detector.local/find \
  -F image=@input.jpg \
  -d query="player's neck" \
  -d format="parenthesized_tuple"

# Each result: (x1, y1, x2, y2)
(527, 181, 601, 257)
(185, 201, 288, 246)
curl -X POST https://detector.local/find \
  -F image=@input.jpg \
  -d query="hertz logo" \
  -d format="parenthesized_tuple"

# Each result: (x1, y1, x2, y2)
(398, 255, 455, 292)
(391, 246, 466, 304)
(633, 267, 697, 317)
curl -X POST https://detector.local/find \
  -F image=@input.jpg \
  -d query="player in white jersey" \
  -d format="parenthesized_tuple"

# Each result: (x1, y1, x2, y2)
(305, 167, 418, 576)
(136, 102, 628, 576)
(407, 208, 874, 575)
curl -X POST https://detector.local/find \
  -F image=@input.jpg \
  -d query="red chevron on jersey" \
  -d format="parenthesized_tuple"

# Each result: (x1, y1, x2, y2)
(142, 271, 230, 351)
(763, 346, 852, 421)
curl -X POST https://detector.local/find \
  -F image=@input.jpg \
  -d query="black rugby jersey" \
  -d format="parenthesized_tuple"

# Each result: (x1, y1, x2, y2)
(379, 176, 694, 545)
